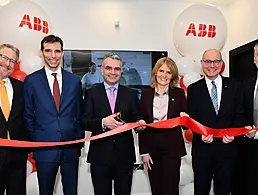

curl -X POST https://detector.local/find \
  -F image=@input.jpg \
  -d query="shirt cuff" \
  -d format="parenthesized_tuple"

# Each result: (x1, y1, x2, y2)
(254, 131, 258, 140)
(101, 119, 106, 132)
(140, 153, 149, 157)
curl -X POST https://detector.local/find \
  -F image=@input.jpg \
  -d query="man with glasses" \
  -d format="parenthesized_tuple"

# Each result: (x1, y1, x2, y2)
(0, 44, 30, 195)
(187, 49, 245, 195)
(82, 54, 145, 195)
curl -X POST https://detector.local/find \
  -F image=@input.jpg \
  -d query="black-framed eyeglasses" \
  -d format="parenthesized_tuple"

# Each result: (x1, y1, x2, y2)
(202, 59, 222, 66)
(0, 54, 17, 65)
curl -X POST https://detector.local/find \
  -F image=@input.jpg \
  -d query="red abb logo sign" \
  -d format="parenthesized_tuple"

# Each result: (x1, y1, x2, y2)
(185, 23, 216, 38)
(19, 14, 49, 34)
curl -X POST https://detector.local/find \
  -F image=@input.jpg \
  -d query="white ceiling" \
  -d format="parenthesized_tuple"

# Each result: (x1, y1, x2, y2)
(146, 0, 237, 5)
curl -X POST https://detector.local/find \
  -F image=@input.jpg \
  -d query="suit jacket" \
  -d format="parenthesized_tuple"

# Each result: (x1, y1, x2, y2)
(82, 83, 142, 165)
(139, 87, 187, 157)
(187, 76, 245, 157)
(0, 77, 30, 168)
(23, 68, 84, 162)
(243, 76, 258, 157)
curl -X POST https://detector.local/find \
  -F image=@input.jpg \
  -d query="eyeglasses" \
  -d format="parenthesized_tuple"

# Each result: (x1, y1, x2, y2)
(103, 65, 122, 72)
(102, 53, 122, 61)
(202, 59, 222, 66)
(0, 54, 17, 66)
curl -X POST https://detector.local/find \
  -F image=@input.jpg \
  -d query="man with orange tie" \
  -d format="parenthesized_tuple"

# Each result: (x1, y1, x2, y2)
(82, 54, 146, 195)
(0, 44, 30, 195)
(24, 35, 84, 195)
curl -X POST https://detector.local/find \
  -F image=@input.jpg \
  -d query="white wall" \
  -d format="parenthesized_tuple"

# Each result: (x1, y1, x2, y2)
(30, 0, 227, 58)
(27, 0, 258, 74)
(227, 0, 258, 50)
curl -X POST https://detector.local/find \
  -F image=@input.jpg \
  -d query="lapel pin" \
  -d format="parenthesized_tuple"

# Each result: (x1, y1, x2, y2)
(225, 85, 227, 88)
(172, 98, 175, 101)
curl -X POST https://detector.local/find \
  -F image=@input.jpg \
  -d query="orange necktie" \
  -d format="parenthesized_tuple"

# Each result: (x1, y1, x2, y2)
(0, 80, 10, 139)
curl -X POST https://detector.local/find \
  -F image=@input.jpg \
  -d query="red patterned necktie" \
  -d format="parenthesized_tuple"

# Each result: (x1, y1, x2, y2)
(52, 73, 60, 112)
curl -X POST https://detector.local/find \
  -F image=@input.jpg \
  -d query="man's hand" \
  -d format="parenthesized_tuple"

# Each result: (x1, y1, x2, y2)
(202, 134, 213, 144)
(141, 155, 153, 171)
(222, 134, 234, 144)
(245, 126, 256, 138)
(135, 120, 146, 131)
(103, 114, 124, 129)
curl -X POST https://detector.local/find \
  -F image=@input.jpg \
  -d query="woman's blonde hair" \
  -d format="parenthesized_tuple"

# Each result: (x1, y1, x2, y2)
(150, 57, 179, 88)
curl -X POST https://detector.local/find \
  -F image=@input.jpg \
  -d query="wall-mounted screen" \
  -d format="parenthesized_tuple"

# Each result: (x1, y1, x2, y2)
(63, 50, 168, 90)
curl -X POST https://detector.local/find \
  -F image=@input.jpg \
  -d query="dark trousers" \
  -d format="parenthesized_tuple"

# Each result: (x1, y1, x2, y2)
(90, 162, 134, 195)
(242, 155, 258, 195)
(35, 149, 79, 195)
(0, 151, 27, 195)
(192, 153, 235, 195)
(231, 138, 258, 195)
(148, 154, 181, 195)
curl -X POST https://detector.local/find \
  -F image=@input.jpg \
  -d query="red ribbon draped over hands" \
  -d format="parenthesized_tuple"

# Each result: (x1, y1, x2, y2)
(0, 116, 253, 147)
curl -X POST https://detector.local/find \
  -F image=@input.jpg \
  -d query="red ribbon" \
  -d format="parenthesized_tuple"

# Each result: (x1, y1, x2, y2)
(0, 116, 252, 147)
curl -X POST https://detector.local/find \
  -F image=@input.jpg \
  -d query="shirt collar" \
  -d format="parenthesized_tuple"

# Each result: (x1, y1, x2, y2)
(154, 87, 169, 96)
(44, 66, 62, 77)
(205, 74, 221, 86)
(1, 77, 10, 85)
(103, 81, 119, 91)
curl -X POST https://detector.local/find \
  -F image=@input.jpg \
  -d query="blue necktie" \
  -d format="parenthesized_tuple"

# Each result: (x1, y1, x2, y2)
(211, 81, 218, 115)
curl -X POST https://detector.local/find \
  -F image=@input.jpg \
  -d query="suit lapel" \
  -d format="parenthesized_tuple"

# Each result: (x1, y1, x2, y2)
(60, 69, 68, 111)
(8, 78, 18, 121)
(114, 85, 122, 114)
(147, 88, 155, 123)
(218, 77, 230, 116)
(167, 87, 177, 118)
(100, 83, 112, 114)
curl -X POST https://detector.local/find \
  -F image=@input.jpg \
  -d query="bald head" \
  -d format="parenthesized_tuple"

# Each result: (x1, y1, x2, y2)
(202, 49, 222, 61)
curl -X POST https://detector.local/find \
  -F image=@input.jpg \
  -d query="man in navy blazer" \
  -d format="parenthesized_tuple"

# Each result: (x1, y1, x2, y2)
(24, 35, 83, 195)
(187, 49, 245, 195)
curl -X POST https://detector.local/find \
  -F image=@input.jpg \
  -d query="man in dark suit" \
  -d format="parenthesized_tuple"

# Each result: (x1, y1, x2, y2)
(187, 49, 245, 195)
(0, 44, 30, 195)
(24, 35, 84, 195)
(82, 54, 145, 195)
(241, 41, 258, 195)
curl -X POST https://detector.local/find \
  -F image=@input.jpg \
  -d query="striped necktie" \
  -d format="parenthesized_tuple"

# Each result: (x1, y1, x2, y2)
(211, 81, 218, 115)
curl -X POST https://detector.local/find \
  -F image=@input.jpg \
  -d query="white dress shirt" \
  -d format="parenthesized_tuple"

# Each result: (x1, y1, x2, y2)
(205, 75, 222, 110)
(44, 66, 62, 95)
(0, 77, 13, 109)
